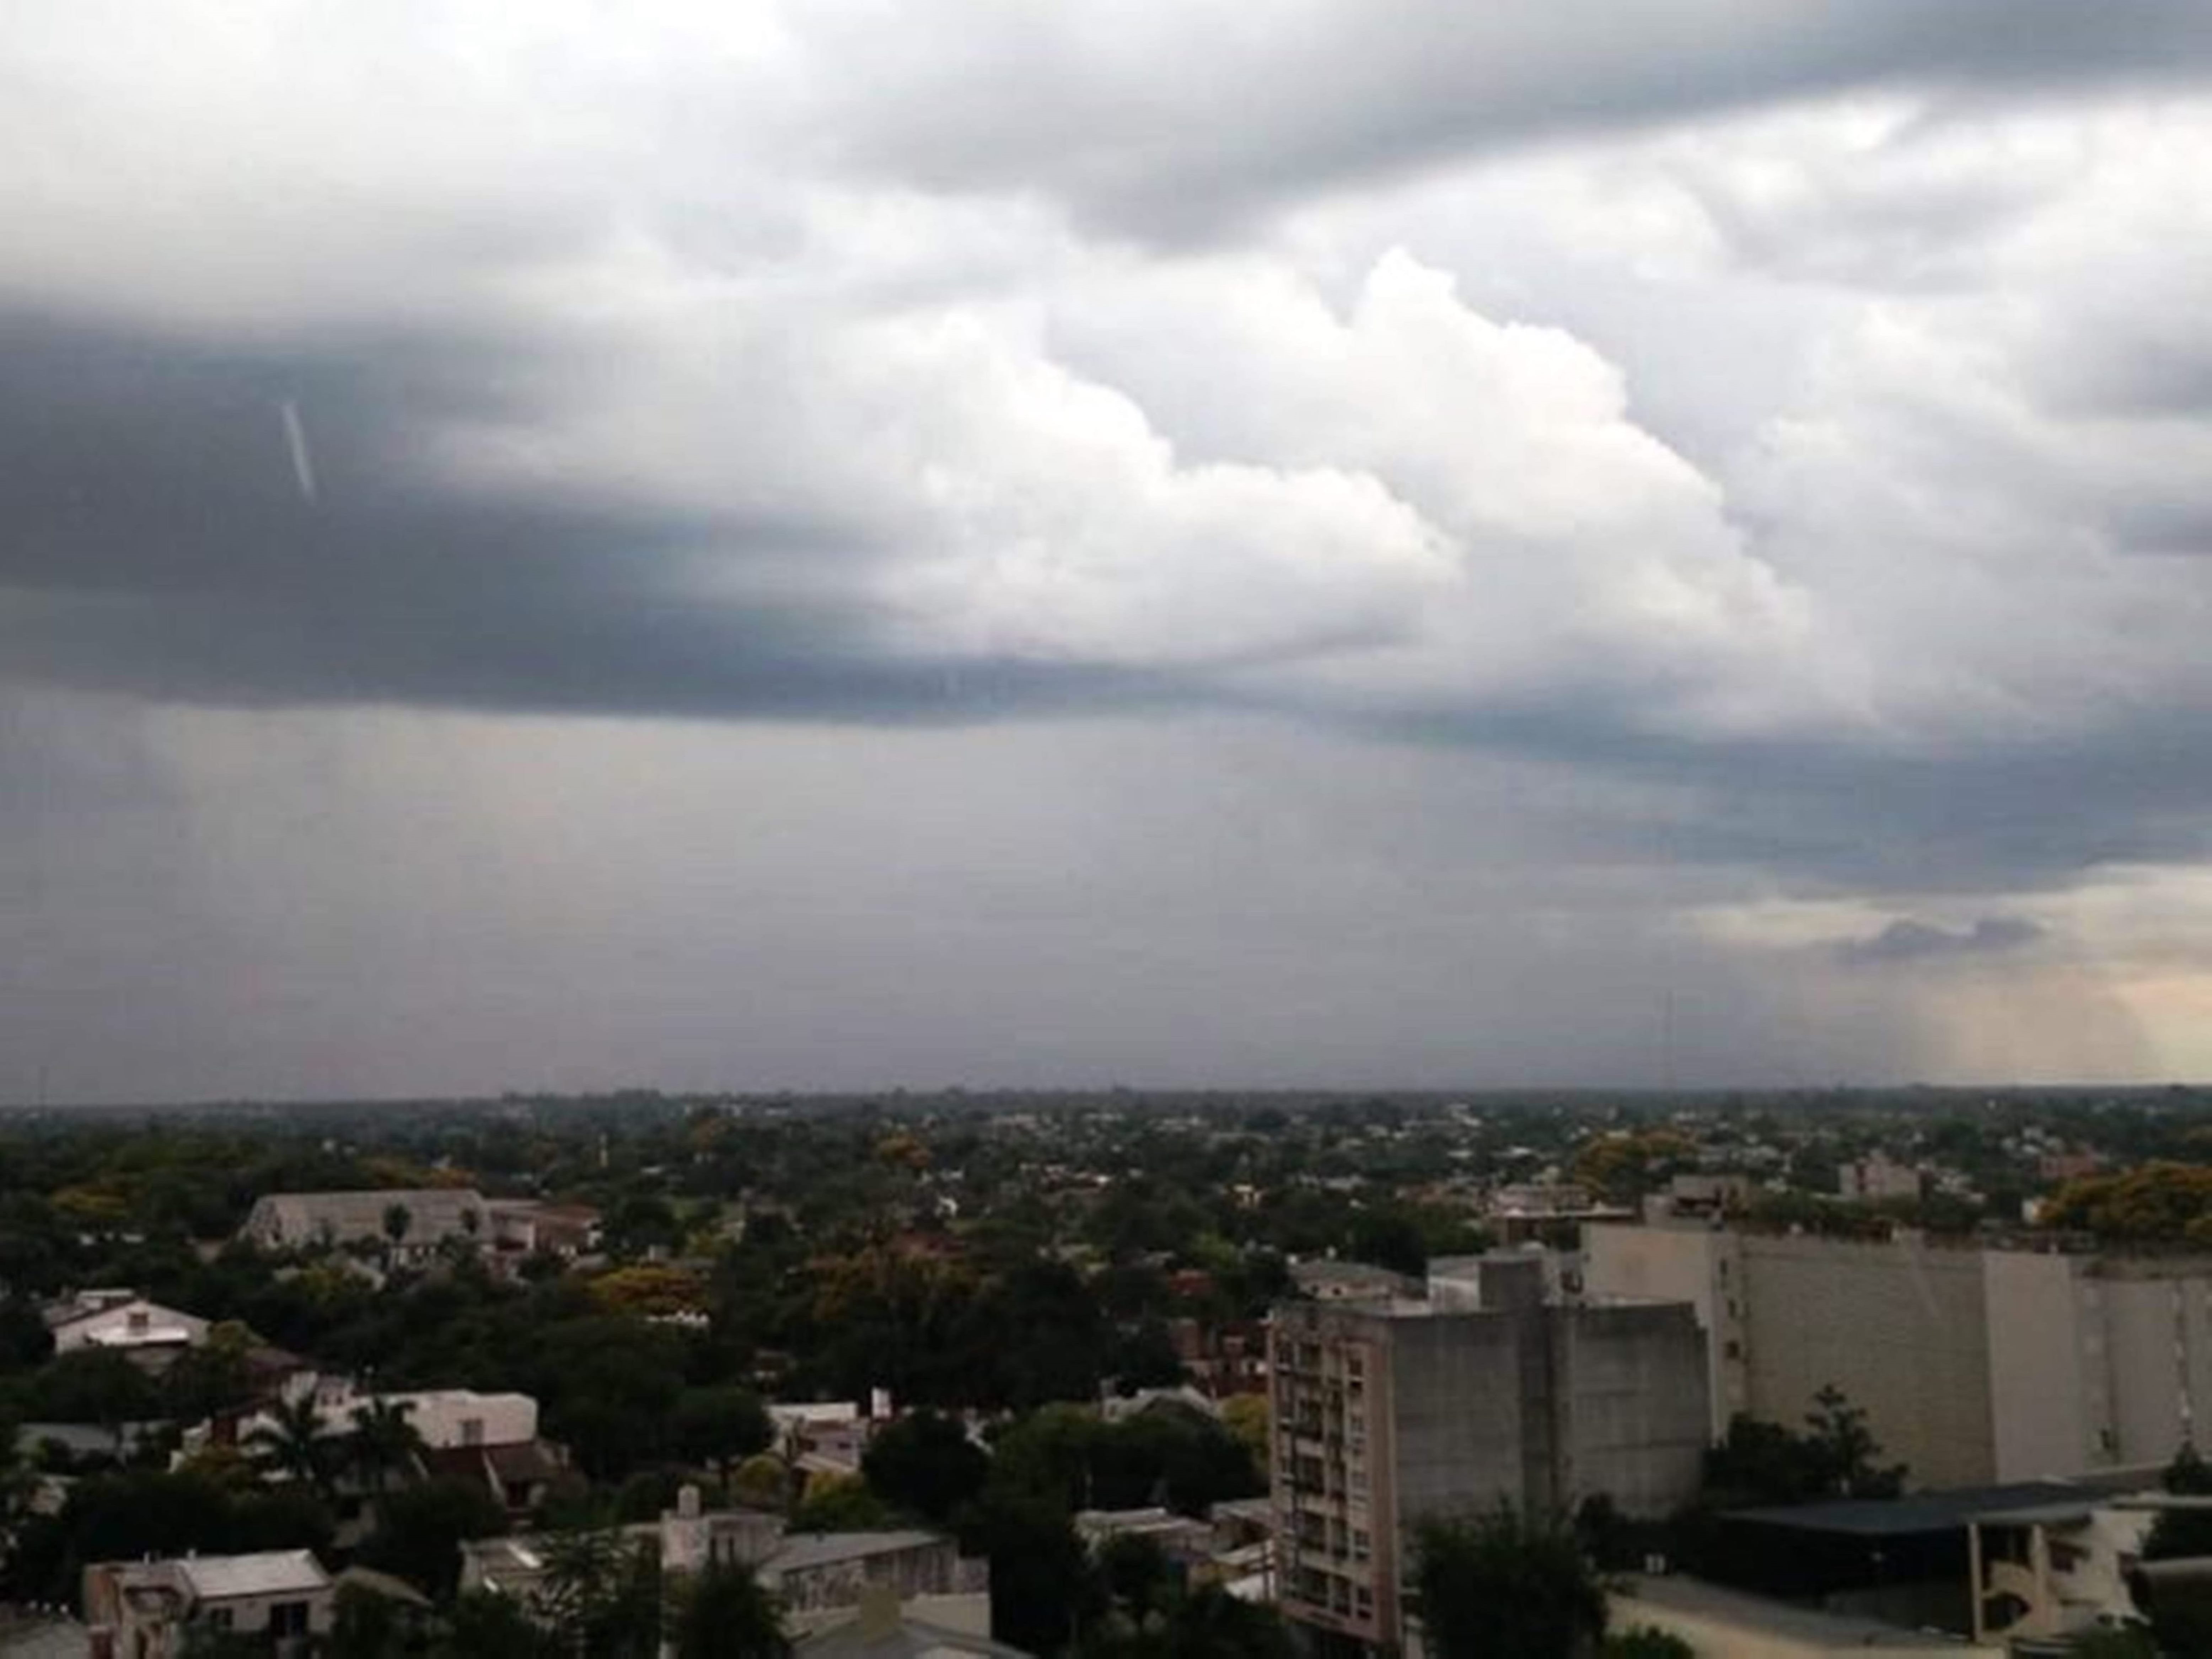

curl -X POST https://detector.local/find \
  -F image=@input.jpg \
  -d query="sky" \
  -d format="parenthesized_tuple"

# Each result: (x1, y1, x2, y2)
(7, 3, 2212, 1101)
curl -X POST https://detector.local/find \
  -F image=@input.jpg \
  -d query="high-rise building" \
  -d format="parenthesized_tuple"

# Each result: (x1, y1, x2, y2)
(1267, 1255, 1708, 1655)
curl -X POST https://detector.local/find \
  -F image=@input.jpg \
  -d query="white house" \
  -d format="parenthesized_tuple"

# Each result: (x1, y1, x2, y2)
(46, 1293, 208, 1357)
(84, 1550, 333, 1658)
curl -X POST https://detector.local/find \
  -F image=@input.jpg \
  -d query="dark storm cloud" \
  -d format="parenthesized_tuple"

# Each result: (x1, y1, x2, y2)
(12, 298, 2212, 910)
(816, 2, 2212, 236)
(0, 313, 1167, 724)
(1835, 914, 2045, 967)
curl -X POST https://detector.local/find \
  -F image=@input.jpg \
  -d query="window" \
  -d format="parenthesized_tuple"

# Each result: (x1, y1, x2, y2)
(269, 1600, 310, 1637)
(461, 1417, 485, 1446)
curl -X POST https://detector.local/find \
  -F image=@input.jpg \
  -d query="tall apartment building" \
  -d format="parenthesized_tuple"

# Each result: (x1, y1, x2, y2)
(1585, 1220, 2212, 1489)
(1267, 1256, 1708, 1655)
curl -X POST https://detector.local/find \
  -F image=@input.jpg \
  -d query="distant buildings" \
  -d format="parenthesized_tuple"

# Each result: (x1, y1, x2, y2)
(1837, 1153, 1924, 1204)
(1586, 1218, 2212, 1487)
(241, 1189, 489, 1262)
(84, 1550, 333, 1658)
(237, 1189, 601, 1275)
(463, 1489, 989, 1640)
(1268, 1253, 1708, 1653)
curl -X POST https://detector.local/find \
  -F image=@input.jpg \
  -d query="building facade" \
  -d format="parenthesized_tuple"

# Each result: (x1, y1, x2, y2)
(1585, 1221, 2212, 1488)
(1268, 1256, 1708, 1654)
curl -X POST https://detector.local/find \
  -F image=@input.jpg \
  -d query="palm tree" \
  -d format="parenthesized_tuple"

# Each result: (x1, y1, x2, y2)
(347, 1396, 425, 1497)
(246, 1393, 334, 1496)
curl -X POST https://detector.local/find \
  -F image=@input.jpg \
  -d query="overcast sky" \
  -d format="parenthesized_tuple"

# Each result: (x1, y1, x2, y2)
(7, 3, 2212, 1101)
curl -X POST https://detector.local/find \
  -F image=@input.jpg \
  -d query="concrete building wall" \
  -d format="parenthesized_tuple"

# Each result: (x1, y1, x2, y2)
(1583, 1223, 1745, 1437)
(2103, 1276, 2196, 1467)
(1386, 1312, 1531, 1523)
(1559, 1303, 1709, 1518)
(1738, 1234, 1994, 1490)
(1983, 1250, 2095, 1480)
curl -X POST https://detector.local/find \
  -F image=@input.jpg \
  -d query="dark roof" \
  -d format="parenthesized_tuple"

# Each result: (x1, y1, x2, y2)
(1723, 1481, 2106, 1539)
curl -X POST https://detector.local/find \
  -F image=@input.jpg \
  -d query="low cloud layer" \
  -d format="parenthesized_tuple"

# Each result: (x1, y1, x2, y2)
(5, 4, 2212, 1094)
(1835, 916, 2046, 968)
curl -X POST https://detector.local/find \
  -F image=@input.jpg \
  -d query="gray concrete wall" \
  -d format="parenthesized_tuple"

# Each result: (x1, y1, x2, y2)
(1740, 1234, 1994, 1490)
(2104, 1276, 2193, 1468)
(1584, 1223, 1742, 1438)
(1982, 1250, 2095, 1480)
(1386, 1313, 1532, 1525)
(1559, 1303, 1709, 1519)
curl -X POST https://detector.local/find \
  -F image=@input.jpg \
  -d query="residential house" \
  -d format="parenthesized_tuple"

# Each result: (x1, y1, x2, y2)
(44, 1292, 208, 1371)
(84, 1550, 334, 1658)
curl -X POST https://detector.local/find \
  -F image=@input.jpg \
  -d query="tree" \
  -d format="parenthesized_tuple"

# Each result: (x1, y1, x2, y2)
(384, 1203, 414, 1253)
(673, 1387, 772, 1483)
(1701, 1387, 1904, 1508)
(1803, 1384, 1905, 1499)
(1600, 1630, 1694, 1659)
(348, 1397, 426, 1497)
(860, 1409, 988, 1525)
(164, 1322, 256, 1424)
(539, 1529, 662, 1658)
(1411, 1508, 1606, 1659)
(791, 1471, 891, 1532)
(437, 1591, 549, 1659)
(1219, 1395, 1268, 1466)
(24, 1348, 162, 1436)
(327, 1580, 407, 1659)
(978, 1491, 1096, 1657)
(246, 1394, 337, 1497)
(355, 1475, 509, 1601)
(667, 1560, 790, 1659)
(2137, 1442, 2212, 1656)
(731, 1453, 795, 1514)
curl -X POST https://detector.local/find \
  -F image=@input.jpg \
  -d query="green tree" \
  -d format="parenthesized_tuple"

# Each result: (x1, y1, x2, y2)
(1803, 1384, 1905, 1499)
(539, 1528, 661, 1658)
(1411, 1507, 1606, 1659)
(1600, 1630, 1694, 1659)
(348, 1397, 426, 1497)
(672, 1387, 772, 1482)
(791, 1471, 891, 1532)
(979, 1491, 1096, 1657)
(437, 1591, 549, 1659)
(246, 1394, 337, 1497)
(860, 1409, 988, 1524)
(24, 1348, 163, 1435)
(355, 1475, 509, 1601)
(666, 1560, 790, 1658)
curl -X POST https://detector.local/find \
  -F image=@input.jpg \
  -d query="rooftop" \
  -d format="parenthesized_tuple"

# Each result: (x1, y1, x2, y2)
(1724, 1478, 2142, 1540)
(1615, 1573, 1992, 1652)
(178, 1550, 330, 1602)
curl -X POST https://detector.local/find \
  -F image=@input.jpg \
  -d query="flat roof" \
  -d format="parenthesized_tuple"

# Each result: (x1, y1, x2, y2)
(177, 1550, 329, 1601)
(1723, 1481, 2111, 1539)
(1617, 1573, 1983, 1649)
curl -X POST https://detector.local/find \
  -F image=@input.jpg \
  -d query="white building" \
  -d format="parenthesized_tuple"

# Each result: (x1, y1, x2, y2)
(1838, 1153, 1923, 1204)
(240, 1189, 489, 1262)
(84, 1550, 333, 1658)
(46, 1293, 208, 1357)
